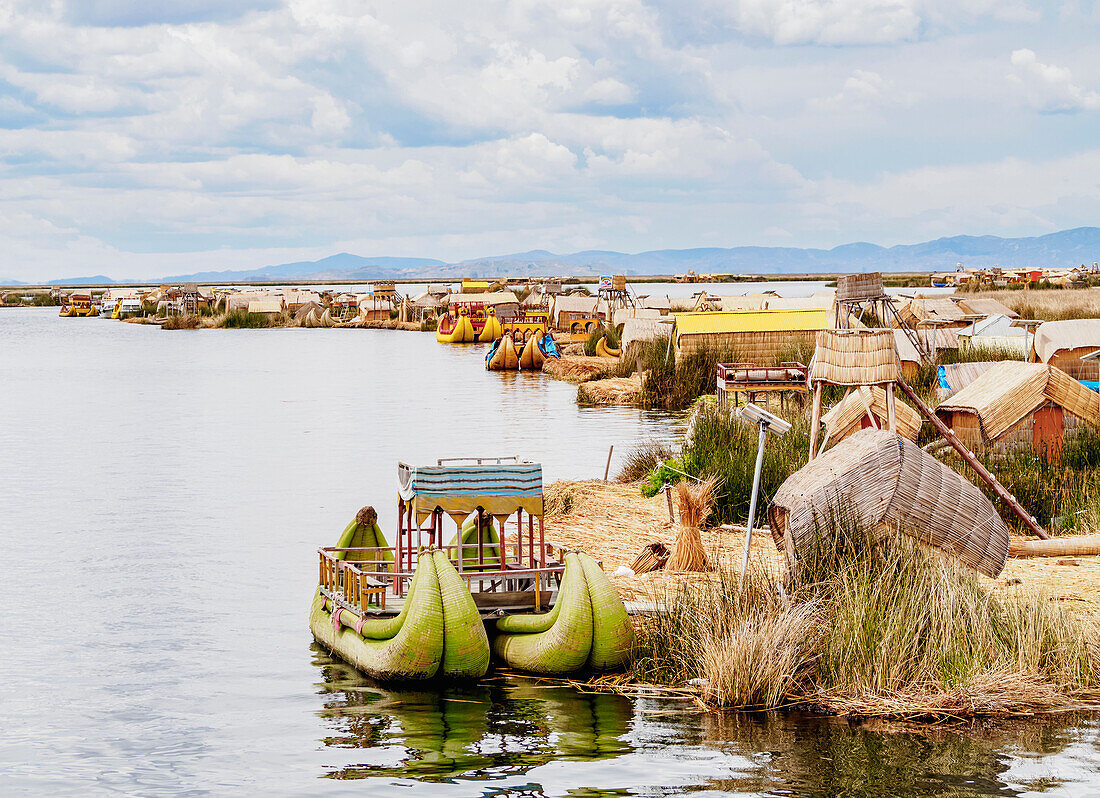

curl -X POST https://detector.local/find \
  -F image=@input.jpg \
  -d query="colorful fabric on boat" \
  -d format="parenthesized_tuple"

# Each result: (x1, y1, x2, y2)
(398, 461, 543, 523)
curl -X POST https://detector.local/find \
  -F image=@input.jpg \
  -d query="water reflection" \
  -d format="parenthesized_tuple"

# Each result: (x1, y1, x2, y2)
(699, 712, 1100, 797)
(313, 646, 633, 784)
(314, 642, 1100, 797)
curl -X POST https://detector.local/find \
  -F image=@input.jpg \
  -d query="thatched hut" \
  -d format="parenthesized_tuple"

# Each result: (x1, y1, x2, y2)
(821, 386, 921, 445)
(1030, 319, 1100, 380)
(768, 429, 1011, 578)
(954, 297, 1019, 319)
(551, 294, 602, 332)
(935, 362, 1098, 457)
(247, 298, 285, 317)
(673, 308, 829, 359)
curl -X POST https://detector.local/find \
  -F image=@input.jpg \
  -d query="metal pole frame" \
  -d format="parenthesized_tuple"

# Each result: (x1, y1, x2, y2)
(740, 421, 768, 580)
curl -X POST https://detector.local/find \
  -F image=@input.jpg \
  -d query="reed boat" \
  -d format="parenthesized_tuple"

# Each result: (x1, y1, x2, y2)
(476, 307, 503, 342)
(436, 307, 476, 343)
(519, 335, 545, 369)
(595, 337, 620, 359)
(486, 335, 519, 369)
(312, 458, 557, 680)
(311, 457, 633, 681)
(486, 332, 560, 370)
(58, 294, 98, 317)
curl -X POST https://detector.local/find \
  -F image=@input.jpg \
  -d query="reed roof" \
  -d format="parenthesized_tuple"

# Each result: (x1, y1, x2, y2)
(954, 298, 1019, 319)
(551, 295, 600, 315)
(767, 428, 1011, 578)
(903, 297, 969, 324)
(247, 299, 284, 314)
(937, 361, 997, 397)
(893, 329, 922, 366)
(621, 317, 673, 350)
(717, 295, 767, 311)
(821, 386, 922, 444)
(936, 361, 1099, 440)
(810, 329, 899, 385)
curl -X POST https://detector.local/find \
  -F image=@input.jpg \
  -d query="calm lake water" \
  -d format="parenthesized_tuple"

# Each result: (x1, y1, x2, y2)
(2, 308, 1096, 797)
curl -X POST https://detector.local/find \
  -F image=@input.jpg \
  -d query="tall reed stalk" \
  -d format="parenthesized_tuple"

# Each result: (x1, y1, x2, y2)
(633, 514, 1100, 717)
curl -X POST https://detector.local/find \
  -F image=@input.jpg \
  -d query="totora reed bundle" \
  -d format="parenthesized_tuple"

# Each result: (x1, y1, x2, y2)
(667, 477, 717, 572)
(629, 541, 670, 574)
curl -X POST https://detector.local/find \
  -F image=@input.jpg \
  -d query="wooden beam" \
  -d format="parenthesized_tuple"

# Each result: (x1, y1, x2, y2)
(808, 382, 824, 459)
(896, 376, 1049, 539)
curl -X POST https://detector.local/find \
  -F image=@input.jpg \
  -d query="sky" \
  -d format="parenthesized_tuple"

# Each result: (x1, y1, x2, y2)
(1, 0, 1099, 280)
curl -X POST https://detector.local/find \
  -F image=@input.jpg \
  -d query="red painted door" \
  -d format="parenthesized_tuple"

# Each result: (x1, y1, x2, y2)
(1033, 406, 1063, 462)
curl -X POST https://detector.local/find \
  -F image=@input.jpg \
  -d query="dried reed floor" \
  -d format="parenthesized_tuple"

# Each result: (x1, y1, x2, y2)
(542, 355, 614, 383)
(543, 480, 785, 601)
(1000, 550, 1100, 622)
(545, 479, 1100, 618)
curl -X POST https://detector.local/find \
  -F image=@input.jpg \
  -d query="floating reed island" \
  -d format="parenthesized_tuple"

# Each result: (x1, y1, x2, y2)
(542, 275, 1100, 719)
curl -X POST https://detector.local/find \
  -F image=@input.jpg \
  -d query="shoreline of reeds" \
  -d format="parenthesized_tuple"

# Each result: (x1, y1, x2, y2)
(588, 527, 1100, 721)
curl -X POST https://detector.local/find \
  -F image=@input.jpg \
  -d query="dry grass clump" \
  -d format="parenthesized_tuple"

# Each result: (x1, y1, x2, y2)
(615, 439, 674, 483)
(576, 376, 642, 406)
(543, 480, 579, 517)
(666, 477, 717, 572)
(543, 355, 613, 383)
(961, 288, 1100, 321)
(633, 565, 819, 709)
(633, 514, 1100, 718)
(161, 314, 202, 330)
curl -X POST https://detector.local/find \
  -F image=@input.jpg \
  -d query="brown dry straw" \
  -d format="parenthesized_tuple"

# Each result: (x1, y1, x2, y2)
(630, 541, 670, 574)
(667, 477, 718, 572)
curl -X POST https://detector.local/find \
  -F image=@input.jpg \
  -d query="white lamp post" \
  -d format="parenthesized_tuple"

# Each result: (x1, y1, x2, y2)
(736, 403, 792, 580)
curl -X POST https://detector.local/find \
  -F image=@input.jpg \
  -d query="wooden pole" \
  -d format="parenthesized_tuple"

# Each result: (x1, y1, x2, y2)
(664, 482, 674, 522)
(896, 376, 1049, 539)
(886, 382, 897, 433)
(603, 444, 614, 481)
(808, 382, 824, 459)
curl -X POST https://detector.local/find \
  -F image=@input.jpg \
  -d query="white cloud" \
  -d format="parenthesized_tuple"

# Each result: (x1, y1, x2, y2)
(686, 0, 1037, 45)
(1009, 48, 1100, 112)
(809, 150, 1100, 234)
(0, 0, 1096, 280)
(811, 69, 893, 112)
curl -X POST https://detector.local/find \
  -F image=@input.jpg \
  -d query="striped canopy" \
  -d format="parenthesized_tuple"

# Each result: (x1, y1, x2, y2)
(398, 460, 544, 524)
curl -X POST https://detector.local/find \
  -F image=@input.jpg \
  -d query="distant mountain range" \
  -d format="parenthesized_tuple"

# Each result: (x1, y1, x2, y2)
(9, 227, 1100, 285)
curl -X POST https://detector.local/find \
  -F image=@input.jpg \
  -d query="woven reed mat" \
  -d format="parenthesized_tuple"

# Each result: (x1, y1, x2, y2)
(543, 480, 785, 601)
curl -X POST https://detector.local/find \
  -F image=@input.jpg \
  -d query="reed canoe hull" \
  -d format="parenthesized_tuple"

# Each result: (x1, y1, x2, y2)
(519, 336, 545, 370)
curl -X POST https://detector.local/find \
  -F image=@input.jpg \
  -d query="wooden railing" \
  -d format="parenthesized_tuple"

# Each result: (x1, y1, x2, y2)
(317, 545, 565, 615)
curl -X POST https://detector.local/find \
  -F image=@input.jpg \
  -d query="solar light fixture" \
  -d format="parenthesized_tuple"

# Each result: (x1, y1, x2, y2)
(735, 403, 790, 580)
(739, 402, 792, 435)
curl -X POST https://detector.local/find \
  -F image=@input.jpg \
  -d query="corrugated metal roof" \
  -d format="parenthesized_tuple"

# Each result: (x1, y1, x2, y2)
(674, 308, 830, 335)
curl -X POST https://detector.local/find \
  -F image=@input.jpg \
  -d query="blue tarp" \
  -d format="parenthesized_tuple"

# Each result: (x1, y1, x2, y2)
(937, 366, 950, 390)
